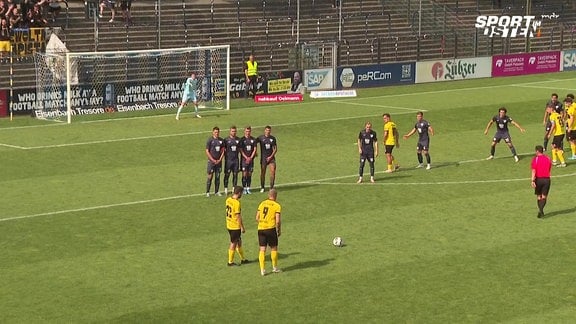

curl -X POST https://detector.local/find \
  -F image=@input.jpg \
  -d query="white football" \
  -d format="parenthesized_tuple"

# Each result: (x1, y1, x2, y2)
(332, 236, 343, 247)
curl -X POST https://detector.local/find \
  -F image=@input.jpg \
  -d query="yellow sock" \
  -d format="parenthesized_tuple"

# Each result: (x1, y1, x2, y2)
(551, 150, 557, 162)
(259, 251, 265, 271)
(387, 164, 392, 171)
(236, 246, 245, 260)
(571, 143, 576, 156)
(271, 251, 278, 268)
(558, 150, 565, 164)
(228, 249, 235, 264)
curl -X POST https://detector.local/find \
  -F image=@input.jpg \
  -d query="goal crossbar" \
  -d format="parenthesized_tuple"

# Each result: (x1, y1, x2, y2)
(34, 44, 230, 123)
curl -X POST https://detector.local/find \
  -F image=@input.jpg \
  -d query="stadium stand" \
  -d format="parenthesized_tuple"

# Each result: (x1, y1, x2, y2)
(0, 0, 575, 91)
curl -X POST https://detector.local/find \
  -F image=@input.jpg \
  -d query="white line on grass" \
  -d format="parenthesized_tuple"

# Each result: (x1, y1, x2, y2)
(11, 112, 416, 150)
(0, 142, 28, 149)
(331, 101, 423, 111)
(4, 166, 575, 223)
(4, 76, 576, 131)
(510, 84, 575, 91)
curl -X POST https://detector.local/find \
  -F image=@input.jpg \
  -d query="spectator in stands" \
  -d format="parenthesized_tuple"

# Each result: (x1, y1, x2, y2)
(20, 0, 34, 21)
(120, 0, 132, 25)
(7, 7, 24, 28)
(47, 0, 62, 22)
(28, 4, 47, 27)
(6, 0, 15, 14)
(0, 1, 9, 19)
(0, 16, 10, 59)
(99, 0, 116, 23)
(332, 0, 340, 8)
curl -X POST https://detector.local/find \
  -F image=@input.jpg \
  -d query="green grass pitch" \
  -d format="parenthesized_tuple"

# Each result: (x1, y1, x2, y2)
(1, 72, 576, 322)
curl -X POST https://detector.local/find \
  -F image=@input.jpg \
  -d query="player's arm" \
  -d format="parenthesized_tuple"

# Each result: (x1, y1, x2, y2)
(484, 119, 494, 135)
(543, 108, 549, 125)
(373, 140, 378, 158)
(269, 143, 277, 160)
(403, 128, 416, 139)
(531, 168, 537, 188)
(429, 125, 435, 136)
(244, 64, 250, 82)
(357, 137, 362, 154)
(383, 128, 389, 144)
(275, 212, 281, 237)
(205, 148, 216, 163)
(217, 147, 225, 163)
(236, 212, 245, 233)
(511, 121, 526, 133)
(393, 127, 400, 148)
(569, 114, 575, 130)
(547, 121, 555, 138)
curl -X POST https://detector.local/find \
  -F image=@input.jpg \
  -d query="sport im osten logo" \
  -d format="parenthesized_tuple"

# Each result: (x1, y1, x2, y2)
(475, 13, 559, 38)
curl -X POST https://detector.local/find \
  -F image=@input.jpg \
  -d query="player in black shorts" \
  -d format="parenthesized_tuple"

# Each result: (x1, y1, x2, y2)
(543, 93, 563, 151)
(257, 125, 277, 192)
(223, 126, 241, 195)
(484, 107, 525, 162)
(240, 126, 257, 194)
(205, 126, 225, 197)
(357, 121, 378, 183)
(403, 111, 434, 170)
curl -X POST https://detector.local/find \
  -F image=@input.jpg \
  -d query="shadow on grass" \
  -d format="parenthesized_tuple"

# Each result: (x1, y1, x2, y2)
(282, 258, 335, 272)
(542, 207, 576, 219)
(278, 251, 301, 260)
(276, 183, 320, 192)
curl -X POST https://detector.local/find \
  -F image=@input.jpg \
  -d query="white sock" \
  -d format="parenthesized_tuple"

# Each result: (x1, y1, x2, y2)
(176, 105, 183, 117)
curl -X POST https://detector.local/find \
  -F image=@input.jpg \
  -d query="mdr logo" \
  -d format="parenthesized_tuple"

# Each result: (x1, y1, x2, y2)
(562, 50, 576, 71)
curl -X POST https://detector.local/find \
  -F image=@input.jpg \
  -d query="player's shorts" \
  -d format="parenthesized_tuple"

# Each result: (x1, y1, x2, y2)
(552, 134, 564, 150)
(101, 0, 115, 8)
(261, 156, 276, 166)
(568, 130, 576, 141)
(0, 40, 10, 52)
(258, 228, 278, 247)
(182, 90, 197, 103)
(225, 160, 239, 173)
(534, 177, 551, 196)
(359, 153, 375, 163)
(207, 160, 222, 174)
(417, 140, 430, 151)
(384, 145, 395, 154)
(241, 158, 254, 172)
(228, 229, 242, 243)
(493, 132, 511, 144)
(120, 0, 132, 10)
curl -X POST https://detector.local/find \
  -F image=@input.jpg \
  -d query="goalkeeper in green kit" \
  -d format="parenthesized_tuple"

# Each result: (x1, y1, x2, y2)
(176, 72, 201, 120)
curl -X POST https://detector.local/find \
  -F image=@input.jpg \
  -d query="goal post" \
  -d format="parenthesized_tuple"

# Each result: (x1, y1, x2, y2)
(34, 44, 230, 123)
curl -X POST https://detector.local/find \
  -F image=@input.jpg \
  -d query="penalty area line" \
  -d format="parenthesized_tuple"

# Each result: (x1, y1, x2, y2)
(4, 161, 576, 223)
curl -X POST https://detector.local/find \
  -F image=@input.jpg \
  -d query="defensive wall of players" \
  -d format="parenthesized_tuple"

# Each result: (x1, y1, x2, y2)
(1, 49, 576, 117)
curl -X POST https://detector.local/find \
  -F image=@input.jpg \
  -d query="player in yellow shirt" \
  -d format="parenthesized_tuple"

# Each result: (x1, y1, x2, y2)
(256, 188, 282, 276)
(564, 97, 576, 159)
(382, 113, 400, 173)
(225, 186, 249, 266)
(546, 106, 566, 167)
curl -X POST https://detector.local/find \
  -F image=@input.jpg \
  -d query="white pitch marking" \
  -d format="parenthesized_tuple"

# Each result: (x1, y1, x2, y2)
(4, 76, 576, 131)
(4, 166, 575, 223)
(10, 113, 399, 150)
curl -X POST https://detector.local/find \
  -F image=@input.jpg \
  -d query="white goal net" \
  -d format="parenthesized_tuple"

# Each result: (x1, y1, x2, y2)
(34, 44, 230, 122)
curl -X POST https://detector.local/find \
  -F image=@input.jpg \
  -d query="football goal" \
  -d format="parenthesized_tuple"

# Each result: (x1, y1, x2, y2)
(34, 44, 230, 123)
